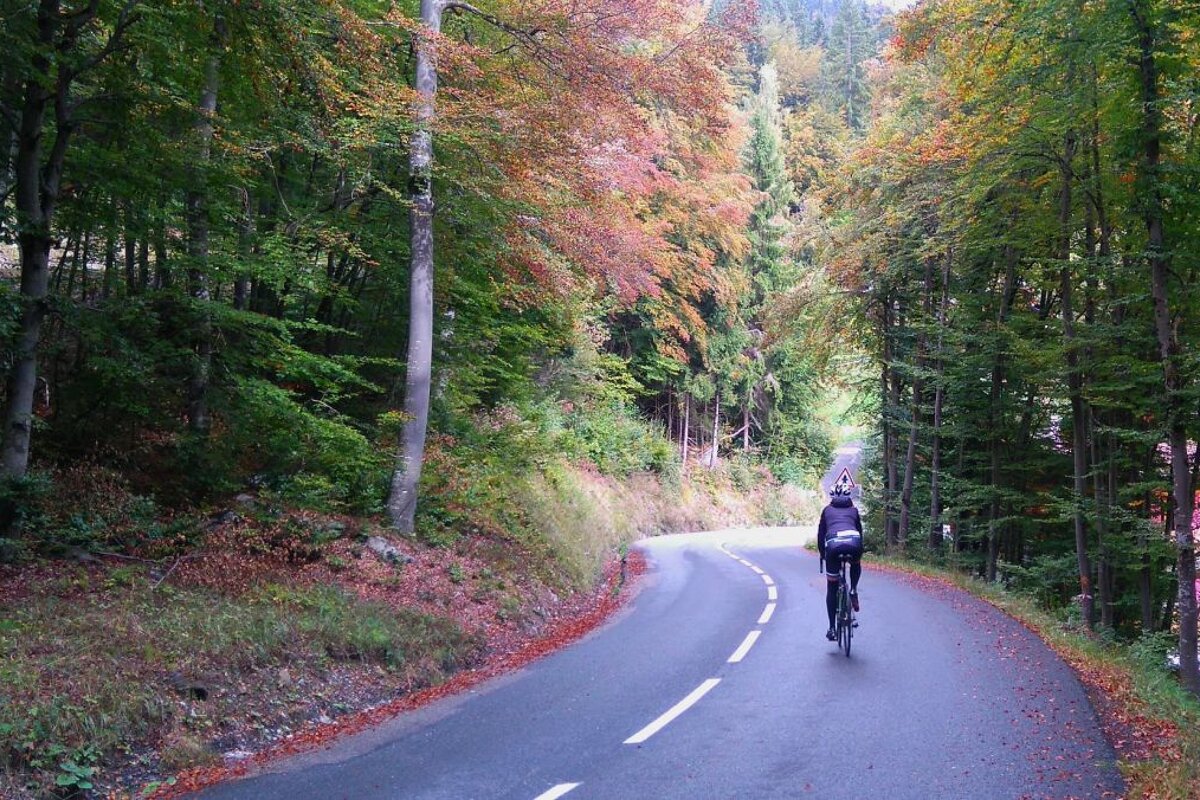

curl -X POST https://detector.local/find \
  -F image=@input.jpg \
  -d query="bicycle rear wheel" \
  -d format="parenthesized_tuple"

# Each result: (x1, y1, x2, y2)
(838, 584, 852, 657)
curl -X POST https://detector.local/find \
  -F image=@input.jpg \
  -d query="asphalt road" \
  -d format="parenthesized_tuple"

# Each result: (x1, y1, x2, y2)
(192, 525, 1124, 799)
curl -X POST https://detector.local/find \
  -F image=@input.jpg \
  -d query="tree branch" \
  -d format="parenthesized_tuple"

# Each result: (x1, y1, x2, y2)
(71, 0, 141, 77)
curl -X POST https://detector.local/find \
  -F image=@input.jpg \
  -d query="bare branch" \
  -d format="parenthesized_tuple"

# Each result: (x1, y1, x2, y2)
(445, 1, 548, 53)
(71, 0, 142, 77)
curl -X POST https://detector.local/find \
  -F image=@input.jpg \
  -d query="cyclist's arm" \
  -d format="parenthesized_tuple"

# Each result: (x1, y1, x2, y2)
(817, 509, 827, 559)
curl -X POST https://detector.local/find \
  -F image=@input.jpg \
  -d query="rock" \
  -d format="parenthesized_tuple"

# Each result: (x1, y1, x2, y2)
(65, 547, 99, 564)
(234, 493, 257, 508)
(167, 671, 209, 701)
(205, 510, 242, 529)
(277, 668, 293, 688)
(223, 750, 254, 763)
(317, 714, 333, 725)
(366, 536, 414, 565)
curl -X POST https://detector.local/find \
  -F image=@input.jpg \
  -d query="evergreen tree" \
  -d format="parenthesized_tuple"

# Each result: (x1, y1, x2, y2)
(822, 0, 873, 130)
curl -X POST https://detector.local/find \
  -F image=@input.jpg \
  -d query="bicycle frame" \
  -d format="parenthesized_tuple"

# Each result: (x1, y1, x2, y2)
(835, 558, 854, 657)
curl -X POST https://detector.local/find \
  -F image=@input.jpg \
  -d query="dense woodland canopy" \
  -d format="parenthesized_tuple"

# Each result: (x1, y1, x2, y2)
(2, 0, 1199, 704)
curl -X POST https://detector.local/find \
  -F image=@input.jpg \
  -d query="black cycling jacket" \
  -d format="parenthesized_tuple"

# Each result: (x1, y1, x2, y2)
(817, 495, 862, 558)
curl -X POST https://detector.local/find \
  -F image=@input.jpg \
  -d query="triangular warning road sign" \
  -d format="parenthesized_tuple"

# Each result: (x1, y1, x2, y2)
(832, 467, 856, 492)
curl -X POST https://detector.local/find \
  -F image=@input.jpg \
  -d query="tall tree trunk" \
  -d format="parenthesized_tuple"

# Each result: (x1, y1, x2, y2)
(389, 0, 444, 532)
(1058, 130, 1094, 630)
(1131, 0, 1198, 694)
(233, 188, 252, 310)
(0, 72, 18, 204)
(899, 258, 935, 548)
(184, 13, 226, 436)
(929, 253, 951, 551)
(2, 1, 72, 478)
(102, 209, 117, 300)
(881, 293, 899, 548)
(984, 241, 1019, 581)
(153, 227, 169, 289)
(123, 201, 138, 295)
(708, 387, 720, 469)
(681, 392, 690, 467)
(65, 230, 89, 302)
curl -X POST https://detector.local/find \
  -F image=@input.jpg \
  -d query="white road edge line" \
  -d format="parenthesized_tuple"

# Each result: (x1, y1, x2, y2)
(533, 783, 581, 800)
(768, 585, 778, 601)
(727, 630, 762, 663)
(758, 603, 776, 624)
(750, 565, 765, 574)
(761, 573, 774, 586)
(624, 678, 722, 744)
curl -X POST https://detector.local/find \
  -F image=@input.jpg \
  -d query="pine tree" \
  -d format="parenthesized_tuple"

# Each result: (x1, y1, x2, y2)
(822, 0, 872, 130)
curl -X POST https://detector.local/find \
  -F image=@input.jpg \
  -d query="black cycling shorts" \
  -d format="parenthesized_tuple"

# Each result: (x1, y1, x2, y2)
(825, 552, 860, 579)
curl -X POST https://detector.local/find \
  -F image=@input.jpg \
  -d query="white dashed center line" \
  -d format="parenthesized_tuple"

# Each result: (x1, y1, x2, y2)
(535, 543, 789, 796)
(727, 629, 762, 663)
(624, 678, 722, 744)
(533, 783, 580, 800)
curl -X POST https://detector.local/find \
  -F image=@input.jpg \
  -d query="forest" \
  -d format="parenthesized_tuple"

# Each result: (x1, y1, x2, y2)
(1, 0, 1198, 796)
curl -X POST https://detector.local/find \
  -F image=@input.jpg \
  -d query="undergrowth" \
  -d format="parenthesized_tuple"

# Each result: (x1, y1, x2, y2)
(0, 574, 480, 798)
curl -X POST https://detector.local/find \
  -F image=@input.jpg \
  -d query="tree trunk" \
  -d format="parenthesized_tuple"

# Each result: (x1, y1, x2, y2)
(2, 2, 70, 478)
(388, 0, 444, 532)
(0, 74, 18, 203)
(742, 401, 750, 452)
(984, 241, 1019, 581)
(929, 252, 951, 551)
(184, 14, 226, 436)
(881, 293, 899, 548)
(899, 258, 935, 548)
(1058, 130, 1094, 630)
(681, 392, 690, 467)
(233, 188, 253, 310)
(1132, 0, 1198, 694)
(123, 201, 138, 295)
(708, 387, 720, 469)
(103, 209, 121, 300)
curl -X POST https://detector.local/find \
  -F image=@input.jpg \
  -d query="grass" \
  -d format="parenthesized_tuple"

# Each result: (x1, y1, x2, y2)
(0, 570, 481, 797)
(875, 555, 1200, 800)
(513, 459, 823, 591)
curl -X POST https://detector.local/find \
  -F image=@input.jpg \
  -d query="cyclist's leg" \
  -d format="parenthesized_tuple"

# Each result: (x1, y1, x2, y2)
(848, 555, 861, 610)
(824, 557, 839, 636)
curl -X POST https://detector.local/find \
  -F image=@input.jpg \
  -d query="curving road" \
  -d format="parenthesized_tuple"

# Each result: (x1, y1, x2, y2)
(192, 525, 1124, 799)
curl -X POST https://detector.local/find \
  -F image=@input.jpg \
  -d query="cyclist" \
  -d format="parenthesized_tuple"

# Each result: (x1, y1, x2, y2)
(817, 484, 863, 641)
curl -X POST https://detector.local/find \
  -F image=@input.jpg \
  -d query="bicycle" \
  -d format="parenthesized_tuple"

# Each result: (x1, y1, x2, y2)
(833, 556, 856, 656)
(821, 554, 857, 657)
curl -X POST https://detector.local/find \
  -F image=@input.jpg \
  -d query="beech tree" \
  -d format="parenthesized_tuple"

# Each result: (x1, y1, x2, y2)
(1, 0, 139, 478)
(385, 0, 752, 529)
